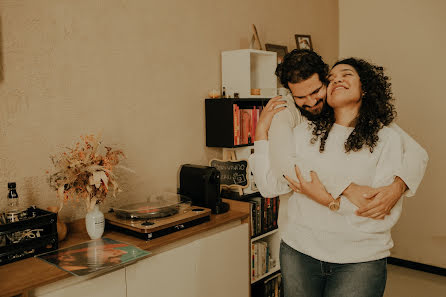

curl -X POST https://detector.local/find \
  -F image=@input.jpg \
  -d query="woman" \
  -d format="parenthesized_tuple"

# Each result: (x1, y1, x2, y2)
(250, 58, 403, 297)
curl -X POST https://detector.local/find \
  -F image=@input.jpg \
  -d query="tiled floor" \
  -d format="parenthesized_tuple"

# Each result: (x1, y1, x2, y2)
(384, 264, 446, 297)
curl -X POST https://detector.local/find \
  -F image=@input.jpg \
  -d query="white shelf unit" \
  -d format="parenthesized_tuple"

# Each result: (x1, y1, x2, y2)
(251, 228, 281, 284)
(222, 49, 277, 98)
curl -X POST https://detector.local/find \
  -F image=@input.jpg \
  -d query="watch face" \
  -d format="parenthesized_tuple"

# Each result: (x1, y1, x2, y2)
(328, 200, 340, 211)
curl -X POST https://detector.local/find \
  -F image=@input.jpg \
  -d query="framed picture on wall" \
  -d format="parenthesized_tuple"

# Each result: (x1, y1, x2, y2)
(265, 44, 288, 64)
(295, 34, 313, 50)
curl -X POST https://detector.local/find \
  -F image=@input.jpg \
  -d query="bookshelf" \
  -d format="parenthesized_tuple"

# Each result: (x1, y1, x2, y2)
(207, 49, 282, 296)
(205, 98, 270, 148)
(219, 194, 282, 297)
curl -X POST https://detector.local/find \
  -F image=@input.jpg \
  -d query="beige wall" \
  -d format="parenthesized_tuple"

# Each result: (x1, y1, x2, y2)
(340, 0, 446, 267)
(0, 0, 338, 221)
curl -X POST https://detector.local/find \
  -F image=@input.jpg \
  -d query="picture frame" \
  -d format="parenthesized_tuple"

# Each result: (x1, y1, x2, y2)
(295, 34, 313, 50)
(265, 43, 288, 64)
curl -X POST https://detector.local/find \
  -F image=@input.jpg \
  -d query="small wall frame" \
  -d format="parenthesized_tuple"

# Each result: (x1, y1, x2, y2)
(295, 34, 313, 50)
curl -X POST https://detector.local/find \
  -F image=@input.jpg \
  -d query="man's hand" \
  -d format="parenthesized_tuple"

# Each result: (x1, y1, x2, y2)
(284, 165, 333, 207)
(356, 177, 407, 219)
(343, 183, 377, 209)
(255, 96, 287, 141)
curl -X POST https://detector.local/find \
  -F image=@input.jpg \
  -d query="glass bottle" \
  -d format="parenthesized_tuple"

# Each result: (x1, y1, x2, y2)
(5, 182, 25, 223)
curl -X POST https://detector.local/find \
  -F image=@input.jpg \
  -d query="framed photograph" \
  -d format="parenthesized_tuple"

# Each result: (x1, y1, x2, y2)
(265, 43, 288, 64)
(295, 34, 313, 50)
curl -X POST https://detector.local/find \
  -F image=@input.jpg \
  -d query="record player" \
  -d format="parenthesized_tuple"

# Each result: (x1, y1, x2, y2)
(105, 193, 211, 240)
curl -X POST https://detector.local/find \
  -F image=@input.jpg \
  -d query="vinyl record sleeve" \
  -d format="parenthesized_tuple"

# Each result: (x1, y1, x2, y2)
(37, 237, 150, 276)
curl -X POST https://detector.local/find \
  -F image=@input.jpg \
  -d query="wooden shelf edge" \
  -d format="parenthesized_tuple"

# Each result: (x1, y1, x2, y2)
(251, 265, 281, 284)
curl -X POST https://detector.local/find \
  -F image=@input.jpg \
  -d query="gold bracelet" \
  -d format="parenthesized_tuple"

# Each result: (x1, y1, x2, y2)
(328, 199, 340, 211)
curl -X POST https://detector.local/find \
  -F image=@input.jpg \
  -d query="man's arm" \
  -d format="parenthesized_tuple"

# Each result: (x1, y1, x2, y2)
(268, 96, 302, 179)
(387, 123, 429, 196)
(343, 179, 406, 219)
(351, 123, 428, 218)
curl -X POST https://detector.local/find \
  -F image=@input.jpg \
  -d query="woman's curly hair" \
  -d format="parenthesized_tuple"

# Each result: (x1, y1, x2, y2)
(310, 58, 396, 153)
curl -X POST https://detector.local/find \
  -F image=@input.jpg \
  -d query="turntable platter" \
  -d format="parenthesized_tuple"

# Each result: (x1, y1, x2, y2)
(112, 193, 192, 220)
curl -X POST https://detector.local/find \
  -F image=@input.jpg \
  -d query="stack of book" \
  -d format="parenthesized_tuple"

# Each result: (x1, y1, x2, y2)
(249, 196, 279, 237)
(232, 104, 263, 146)
(252, 272, 282, 297)
(251, 240, 276, 279)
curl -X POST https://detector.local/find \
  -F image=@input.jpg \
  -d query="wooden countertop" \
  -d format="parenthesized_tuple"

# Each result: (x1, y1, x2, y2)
(0, 201, 249, 297)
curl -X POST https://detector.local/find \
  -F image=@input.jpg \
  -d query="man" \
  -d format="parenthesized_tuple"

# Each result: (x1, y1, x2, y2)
(265, 49, 428, 219)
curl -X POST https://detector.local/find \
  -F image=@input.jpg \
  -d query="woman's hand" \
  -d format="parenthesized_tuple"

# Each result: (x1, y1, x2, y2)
(284, 165, 333, 207)
(255, 96, 287, 141)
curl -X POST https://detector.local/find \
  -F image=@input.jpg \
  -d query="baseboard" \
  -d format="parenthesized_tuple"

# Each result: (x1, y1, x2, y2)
(387, 257, 446, 276)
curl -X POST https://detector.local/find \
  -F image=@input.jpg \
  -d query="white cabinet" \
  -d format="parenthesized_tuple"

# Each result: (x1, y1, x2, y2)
(33, 268, 126, 297)
(126, 240, 200, 297)
(32, 223, 249, 297)
(126, 223, 249, 297)
(222, 49, 277, 98)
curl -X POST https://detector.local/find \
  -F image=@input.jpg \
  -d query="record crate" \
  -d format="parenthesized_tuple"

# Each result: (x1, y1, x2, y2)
(0, 206, 58, 266)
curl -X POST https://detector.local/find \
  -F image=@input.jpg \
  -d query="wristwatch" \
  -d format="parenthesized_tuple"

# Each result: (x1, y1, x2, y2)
(328, 199, 340, 211)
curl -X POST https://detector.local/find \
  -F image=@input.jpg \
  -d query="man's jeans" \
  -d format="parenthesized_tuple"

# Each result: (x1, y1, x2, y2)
(280, 241, 387, 297)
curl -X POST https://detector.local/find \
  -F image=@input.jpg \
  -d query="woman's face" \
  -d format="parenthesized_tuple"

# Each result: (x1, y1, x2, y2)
(327, 64, 362, 109)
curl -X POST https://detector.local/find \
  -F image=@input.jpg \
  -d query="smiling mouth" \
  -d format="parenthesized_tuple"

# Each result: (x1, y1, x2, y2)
(332, 86, 347, 94)
(305, 99, 323, 110)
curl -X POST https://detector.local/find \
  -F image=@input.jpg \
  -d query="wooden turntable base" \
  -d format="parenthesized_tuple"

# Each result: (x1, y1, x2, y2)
(105, 206, 211, 240)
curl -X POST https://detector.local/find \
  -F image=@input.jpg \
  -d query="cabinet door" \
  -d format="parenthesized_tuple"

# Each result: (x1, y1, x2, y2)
(126, 240, 200, 297)
(34, 268, 126, 297)
(126, 224, 249, 297)
(196, 223, 249, 297)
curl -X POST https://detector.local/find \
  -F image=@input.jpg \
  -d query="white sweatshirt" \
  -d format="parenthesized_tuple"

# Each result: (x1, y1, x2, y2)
(250, 122, 405, 263)
(268, 100, 429, 196)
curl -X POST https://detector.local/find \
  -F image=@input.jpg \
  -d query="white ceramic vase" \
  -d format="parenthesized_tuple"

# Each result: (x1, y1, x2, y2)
(85, 204, 105, 240)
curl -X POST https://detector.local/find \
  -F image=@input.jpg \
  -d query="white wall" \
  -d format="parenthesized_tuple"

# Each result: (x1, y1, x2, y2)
(339, 0, 446, 268)
(0, 0, 339, 221)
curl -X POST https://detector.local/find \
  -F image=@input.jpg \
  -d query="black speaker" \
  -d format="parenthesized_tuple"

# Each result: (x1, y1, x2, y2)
(179, 164, 229, 214)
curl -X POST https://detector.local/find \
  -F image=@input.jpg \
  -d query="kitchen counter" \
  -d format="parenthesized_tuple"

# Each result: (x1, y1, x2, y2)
(0, 200, 249, 297)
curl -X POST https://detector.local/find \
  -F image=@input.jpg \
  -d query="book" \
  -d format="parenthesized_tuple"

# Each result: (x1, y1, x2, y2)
(240, 109, 253, 145)
(37, 237, 150, 276)
(233, 104, 240, 146)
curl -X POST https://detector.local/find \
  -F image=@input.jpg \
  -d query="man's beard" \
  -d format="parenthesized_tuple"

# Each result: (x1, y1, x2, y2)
(295, 99, 325, 121)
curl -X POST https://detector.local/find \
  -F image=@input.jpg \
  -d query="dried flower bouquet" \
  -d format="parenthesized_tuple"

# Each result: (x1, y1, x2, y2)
(48, 135, 125, 212)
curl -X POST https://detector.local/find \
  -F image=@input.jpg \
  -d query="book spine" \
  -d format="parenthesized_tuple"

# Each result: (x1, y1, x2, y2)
(233, 104, 238, 146)
(251, 243, 255, 278)
(252, 106, 257, 142)
(250, 201, 256, 237)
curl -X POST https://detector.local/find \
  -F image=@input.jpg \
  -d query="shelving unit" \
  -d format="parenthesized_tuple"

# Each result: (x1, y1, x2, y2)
(219, 195, 281, 296)
(206, 49, 282, 296)
(205, 98, 270, 148)
(251, 228, 280, 284)
(222, 49, 277, 98)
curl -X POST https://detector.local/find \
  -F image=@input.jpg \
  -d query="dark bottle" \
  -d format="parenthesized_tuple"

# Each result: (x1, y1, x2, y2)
(5, 182, 25, 223)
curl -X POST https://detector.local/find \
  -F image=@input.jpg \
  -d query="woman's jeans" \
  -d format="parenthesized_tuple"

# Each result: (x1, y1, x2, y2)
(280, 241, 387, 297)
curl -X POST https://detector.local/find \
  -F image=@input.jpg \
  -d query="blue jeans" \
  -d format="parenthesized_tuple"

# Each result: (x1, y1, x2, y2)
(280, 241, 387, 297)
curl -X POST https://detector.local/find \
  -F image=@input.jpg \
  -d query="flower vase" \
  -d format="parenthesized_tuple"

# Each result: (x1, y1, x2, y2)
(85, 204, 105, 239)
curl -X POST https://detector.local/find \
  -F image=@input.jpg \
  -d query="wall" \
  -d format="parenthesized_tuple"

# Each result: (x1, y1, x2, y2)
(0, 0, 339, 221)
(339, 0, 446, 267)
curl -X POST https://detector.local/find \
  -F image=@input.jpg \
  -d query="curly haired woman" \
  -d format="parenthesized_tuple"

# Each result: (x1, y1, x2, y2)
(250, 58, 421, 297)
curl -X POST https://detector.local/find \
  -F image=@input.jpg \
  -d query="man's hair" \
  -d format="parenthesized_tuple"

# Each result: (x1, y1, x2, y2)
(275, 49, 329, 88)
